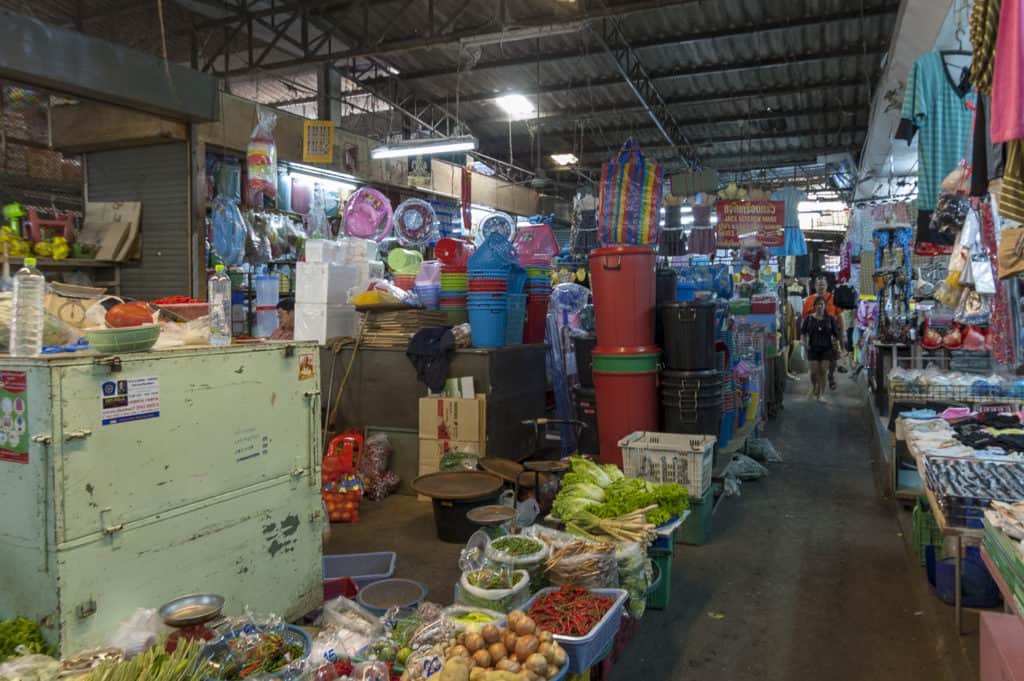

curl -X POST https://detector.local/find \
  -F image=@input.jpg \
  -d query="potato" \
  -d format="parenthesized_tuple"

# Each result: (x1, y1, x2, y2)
(487, 642, 507, 662)
(514, 635, 539, 663)
(482, 624, 501, 644)
(439, 657, 471, 681)
(472, 649, 492, 669)
(514, 617, 536, 636)
(469, 668, 486, 681)
(465, 633, 485, 653)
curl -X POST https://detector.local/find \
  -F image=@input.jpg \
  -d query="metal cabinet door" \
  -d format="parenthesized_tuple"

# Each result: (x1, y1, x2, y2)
(0, 365, 59, 635)
(57, 346, 320, 542)
(56, 474, 322, 655)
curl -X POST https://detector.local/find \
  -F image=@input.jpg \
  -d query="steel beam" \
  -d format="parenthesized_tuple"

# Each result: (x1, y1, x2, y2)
(448, 45, 887, 105)
(468, 77, 868, 129)
(213, 0, 714, 76)
(591, 16, 693, 162)
(379, 2, 900, 83)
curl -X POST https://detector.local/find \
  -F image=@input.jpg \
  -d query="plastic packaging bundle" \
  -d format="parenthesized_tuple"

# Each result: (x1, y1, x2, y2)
(247, 109, 278, 205)
(313, 596, 384, 663)
(358, 433, 400, 501)
(615, 542, 650, 618)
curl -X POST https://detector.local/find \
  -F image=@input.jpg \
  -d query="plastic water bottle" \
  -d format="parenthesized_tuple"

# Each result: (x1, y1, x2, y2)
(10, 257, 45, 357)
(208, 264, 232, 346)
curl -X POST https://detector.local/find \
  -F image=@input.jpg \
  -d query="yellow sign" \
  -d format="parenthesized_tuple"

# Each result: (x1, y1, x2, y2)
(303, 120, 334, 163)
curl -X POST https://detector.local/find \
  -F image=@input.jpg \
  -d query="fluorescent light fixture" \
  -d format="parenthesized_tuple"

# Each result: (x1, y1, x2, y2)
(495, 94, 535, 119)
(386, 66, 400, 75)
(370, 136, 478, 159)
(461, 22, 584, 48)
(550, 153, 578, 166)
(285, 162, 359, 192)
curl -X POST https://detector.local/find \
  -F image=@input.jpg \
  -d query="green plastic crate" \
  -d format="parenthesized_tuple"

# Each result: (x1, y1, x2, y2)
(646, 551, 672, 610)
(676, 485, 714, 546)
(912, 496, 943, 566)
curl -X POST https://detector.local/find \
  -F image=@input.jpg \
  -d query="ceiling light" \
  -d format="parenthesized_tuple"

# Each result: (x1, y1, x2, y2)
(495, 94, 535, 119)
(550, 153, 578, 166)
(370, 136, 477, 159)
(386, 66, 400, 75)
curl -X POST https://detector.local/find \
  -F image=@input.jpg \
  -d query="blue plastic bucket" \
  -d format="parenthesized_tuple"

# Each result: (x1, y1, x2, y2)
(505, 294, 527, 344)
(925, 545, 1001, 608)
(469, 306, 507, 348)
(718, 408, 735, 448)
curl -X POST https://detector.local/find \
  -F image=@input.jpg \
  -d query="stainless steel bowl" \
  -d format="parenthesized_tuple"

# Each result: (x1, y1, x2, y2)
(158, 593, 225, 627)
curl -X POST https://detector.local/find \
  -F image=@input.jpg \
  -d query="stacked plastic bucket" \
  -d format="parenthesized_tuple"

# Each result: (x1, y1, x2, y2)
(467, 267, 508, 348)
(524, 266, 552, 344)
(589, 245, 659, 467)
(660, 301, 726, 443)
(436, 238, 473, 325)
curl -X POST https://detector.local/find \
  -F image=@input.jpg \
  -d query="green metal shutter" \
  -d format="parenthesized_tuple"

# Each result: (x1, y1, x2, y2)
(85, 143, 190, 300)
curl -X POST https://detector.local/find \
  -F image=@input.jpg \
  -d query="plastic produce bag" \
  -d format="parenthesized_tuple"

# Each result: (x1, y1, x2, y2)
(615, 542, 650, 618)
(0, 654, 61, 681)
(358, 434, 400, 501)
(247, 109, 278, 205)
(106, 608, 164, 658)
(542, 540, 618, 589)
(723, 454, 769, 481)
(746, 438, 783, 464)
(0, 296, 78, 350)
(457, 567, 531, 612)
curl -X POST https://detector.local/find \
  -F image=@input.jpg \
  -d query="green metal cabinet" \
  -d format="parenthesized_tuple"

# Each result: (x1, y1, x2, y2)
(0, 343, 323, 655)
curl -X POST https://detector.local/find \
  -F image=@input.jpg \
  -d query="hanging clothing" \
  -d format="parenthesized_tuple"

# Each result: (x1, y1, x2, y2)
(971, 95, 1006, 196)
(991, 0, 1024, 142)
(771, 186, 806, 227)
(688, 227, 717, 255)
(999, 141, 1024, 222)
(970, 0, 1002, 95)
(900, 51, 977, 210)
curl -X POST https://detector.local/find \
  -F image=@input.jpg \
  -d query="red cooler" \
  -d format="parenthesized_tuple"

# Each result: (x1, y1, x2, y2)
(589, 246, 656, 347)
(593, 368, 659, 467)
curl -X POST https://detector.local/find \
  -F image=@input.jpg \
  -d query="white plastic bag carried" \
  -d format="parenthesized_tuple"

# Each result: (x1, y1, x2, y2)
(107, 608, 164, 658)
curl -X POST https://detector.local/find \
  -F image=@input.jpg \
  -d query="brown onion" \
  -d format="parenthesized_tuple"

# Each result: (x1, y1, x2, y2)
(481, 624, 501, 644)
(472, 649, 492, 669)
(514, 635, 540, 662)
(464, 633, 484, 653)
(487, 642, 507, 662)
(514, 617, 537, 636)
(525, 653, 548, 675)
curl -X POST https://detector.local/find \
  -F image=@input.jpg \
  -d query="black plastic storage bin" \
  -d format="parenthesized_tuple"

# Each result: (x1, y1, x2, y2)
(573, 384, 600, 456)
(661, 301, 717, 371)
(432, 494, 501, 543)
(573, 334, 598, 387)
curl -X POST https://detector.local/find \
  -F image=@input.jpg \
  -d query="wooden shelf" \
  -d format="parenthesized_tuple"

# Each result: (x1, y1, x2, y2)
(9, 257, 118, 269)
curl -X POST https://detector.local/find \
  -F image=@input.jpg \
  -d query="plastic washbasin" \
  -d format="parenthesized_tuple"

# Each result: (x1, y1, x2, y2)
(523, 587, 628, 674)
(85, 324, 160, 353)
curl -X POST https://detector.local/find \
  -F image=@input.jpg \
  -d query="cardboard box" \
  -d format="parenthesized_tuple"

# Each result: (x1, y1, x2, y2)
(417, 438, 484, 500)
(418, 395, 486, 442)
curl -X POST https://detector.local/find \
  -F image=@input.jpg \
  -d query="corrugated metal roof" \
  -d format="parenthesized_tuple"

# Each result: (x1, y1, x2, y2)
(7, 0, 899, 189)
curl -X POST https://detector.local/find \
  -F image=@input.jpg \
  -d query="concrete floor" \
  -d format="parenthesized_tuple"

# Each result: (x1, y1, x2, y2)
(327, 375, 979, 680)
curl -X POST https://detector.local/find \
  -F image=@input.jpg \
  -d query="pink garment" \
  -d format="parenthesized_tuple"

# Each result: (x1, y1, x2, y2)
(991, 0, 1024, 142)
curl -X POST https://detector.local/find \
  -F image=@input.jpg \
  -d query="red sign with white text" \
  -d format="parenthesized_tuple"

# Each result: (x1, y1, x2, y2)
(715, 200, 785, 248)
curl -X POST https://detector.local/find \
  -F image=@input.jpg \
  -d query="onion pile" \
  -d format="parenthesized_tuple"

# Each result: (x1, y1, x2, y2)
(442, 611, 567, 681)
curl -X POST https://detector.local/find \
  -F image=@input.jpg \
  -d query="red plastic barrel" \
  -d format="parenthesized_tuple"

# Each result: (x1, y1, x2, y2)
(589, 246, 656, 347)
(593, 368, 659, 467)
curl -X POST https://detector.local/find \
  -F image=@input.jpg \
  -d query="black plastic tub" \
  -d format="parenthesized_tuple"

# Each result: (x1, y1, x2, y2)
(572, 384, 600, 456)
(432, 494, 502, 543)
(661, 302, 717, 371)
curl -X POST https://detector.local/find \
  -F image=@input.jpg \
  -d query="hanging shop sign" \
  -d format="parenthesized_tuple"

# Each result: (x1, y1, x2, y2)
(303, 120, 335, 164)
(715, 200, 785, 248)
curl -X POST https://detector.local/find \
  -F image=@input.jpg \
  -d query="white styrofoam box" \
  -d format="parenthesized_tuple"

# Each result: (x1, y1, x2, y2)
(304, 239, 341, 263)
(368, 260, 385, 279)
(295, 303, 358, 344)
(296, 261, 370, 304)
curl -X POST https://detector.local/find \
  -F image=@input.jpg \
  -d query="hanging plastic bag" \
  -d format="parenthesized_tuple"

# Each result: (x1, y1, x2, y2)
(598, 139, 664, 245)
(106, 608, 164, 658)
(247, 109, 278, 205)
(210, 196, 247, 266)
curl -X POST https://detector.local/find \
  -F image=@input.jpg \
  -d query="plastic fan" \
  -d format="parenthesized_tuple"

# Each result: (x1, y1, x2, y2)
(478, 212, 515, 243)
(393, 198, 438, 246)
(343, 187, 393, 241)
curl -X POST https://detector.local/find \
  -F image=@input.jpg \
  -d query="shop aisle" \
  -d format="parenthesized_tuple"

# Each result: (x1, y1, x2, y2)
(611, 377, 977, 681)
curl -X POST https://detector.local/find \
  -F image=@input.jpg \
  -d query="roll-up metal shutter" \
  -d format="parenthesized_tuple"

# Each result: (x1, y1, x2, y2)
(85, 143, 190, 300)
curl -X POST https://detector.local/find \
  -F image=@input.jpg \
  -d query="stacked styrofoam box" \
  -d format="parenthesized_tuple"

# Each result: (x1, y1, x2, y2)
(297, 239, 380, 343)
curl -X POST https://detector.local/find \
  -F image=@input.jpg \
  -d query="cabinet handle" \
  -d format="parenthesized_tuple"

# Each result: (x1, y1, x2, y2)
(305, 390, 321, 488)
(65, 429, 92, 441)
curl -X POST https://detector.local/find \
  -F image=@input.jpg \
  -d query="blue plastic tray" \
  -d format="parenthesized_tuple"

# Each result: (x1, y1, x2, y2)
(323, 551, 396, 588)
(522, 587, 628, 674)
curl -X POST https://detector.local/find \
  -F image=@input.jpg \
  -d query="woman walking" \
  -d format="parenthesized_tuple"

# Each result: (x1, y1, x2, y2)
(800, 296, 841, 401)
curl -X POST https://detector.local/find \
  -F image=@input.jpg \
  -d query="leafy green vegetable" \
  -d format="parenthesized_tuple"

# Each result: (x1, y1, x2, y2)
(566, 456, 613, 488)
(0, 617, 53, 662)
